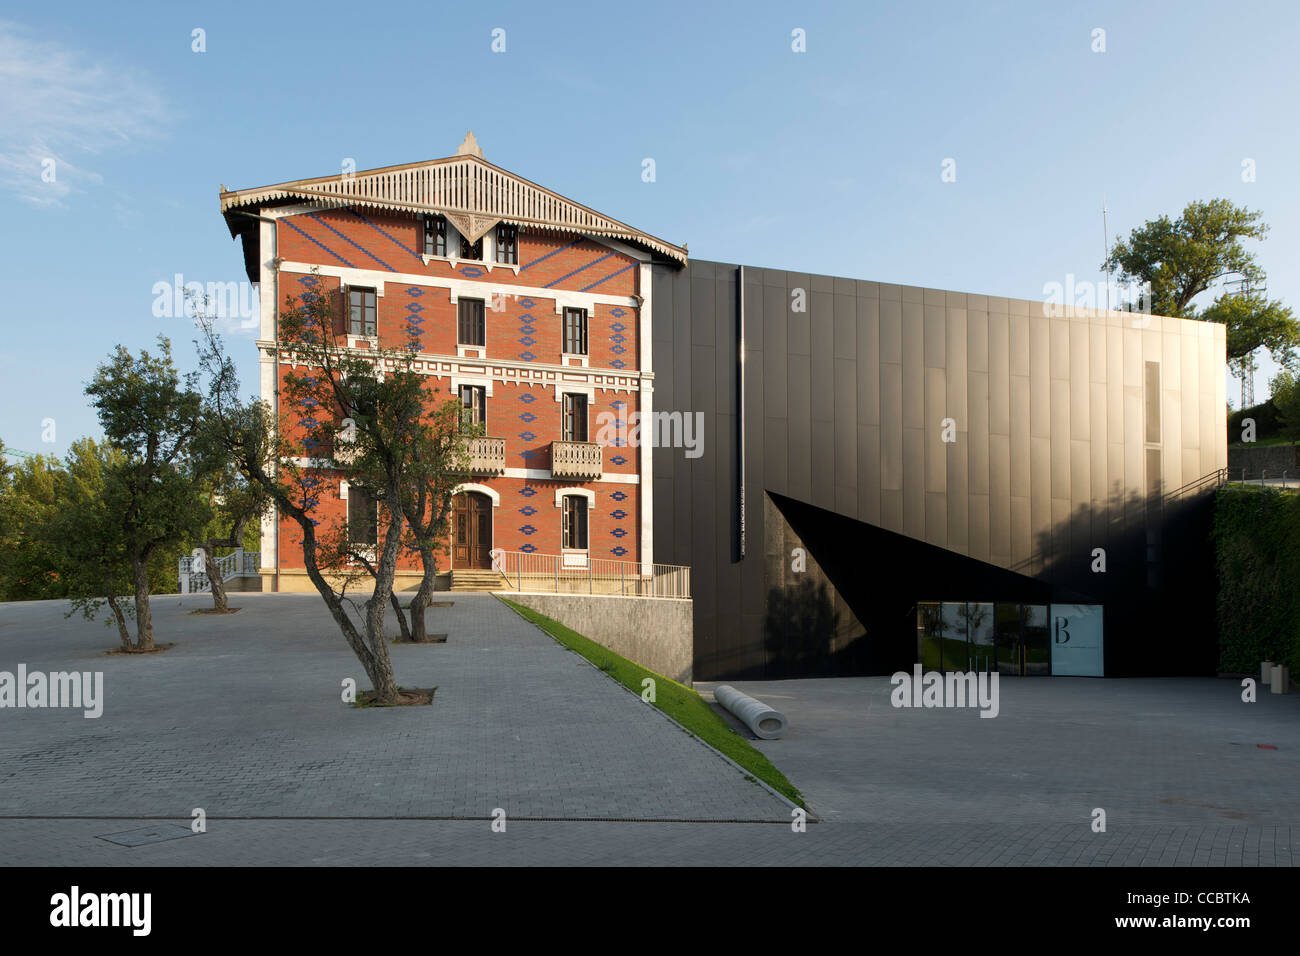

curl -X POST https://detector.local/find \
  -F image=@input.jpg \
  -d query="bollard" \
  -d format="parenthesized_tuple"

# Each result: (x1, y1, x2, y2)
(714, 685, 788, 739)
(1270, 664, 1290, 695)
(1262, 661, 1274, 685)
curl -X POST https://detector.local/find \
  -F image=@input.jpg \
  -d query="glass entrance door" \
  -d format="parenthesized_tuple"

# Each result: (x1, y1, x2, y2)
(1021, 604, 1051, 675)
(921, 602, 1052, 675)
(994, 603, 1022, 676)
(993, 603, 1051, 676)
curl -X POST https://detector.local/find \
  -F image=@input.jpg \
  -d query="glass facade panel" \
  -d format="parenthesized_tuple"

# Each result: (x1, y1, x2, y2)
(917, 602, 943, 671)
(939, 602, 967, 671)
(1022, 604, 1051, 675)
(967, 602, 994, 673)
(994, 603, 1022, 676)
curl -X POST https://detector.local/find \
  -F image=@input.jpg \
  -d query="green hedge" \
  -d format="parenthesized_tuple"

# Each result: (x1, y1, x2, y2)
(1213, 486, 1300, 675)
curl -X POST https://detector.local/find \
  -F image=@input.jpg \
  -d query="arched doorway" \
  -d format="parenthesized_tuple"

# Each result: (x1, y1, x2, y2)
(452, 491, 493, 569)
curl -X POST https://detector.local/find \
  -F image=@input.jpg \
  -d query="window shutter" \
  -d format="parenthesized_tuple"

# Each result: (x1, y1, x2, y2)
(334, 286, 349, 336)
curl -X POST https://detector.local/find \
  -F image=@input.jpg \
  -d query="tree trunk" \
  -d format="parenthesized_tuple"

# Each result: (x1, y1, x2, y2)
(362, 488, 405, 703)
(409, 543, 438, 642)
(106, 594, 132, 652)
(389, 589, 411, 641)
(131, 558, 154, 650)
(203, 545, 229, 611)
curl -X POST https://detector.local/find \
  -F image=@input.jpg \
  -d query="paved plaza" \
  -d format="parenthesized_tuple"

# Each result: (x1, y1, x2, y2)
(0, 593, 1296, 865)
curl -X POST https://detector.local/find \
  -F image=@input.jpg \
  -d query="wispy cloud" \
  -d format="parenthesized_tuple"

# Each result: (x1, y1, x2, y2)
(0, 20, 167, 206)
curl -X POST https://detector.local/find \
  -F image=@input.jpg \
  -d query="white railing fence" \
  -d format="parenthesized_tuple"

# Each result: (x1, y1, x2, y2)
(178, 548, 260, 594)
(491, 549, 691, 599)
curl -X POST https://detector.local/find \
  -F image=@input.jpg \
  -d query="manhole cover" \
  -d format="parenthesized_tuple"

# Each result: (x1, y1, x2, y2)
(96, 825, 195, 847)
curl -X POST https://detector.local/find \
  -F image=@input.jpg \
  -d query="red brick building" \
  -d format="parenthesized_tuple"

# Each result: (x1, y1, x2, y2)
(220, 133, 687, 591)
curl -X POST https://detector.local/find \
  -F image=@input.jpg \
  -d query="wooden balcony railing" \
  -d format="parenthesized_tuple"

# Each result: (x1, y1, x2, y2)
(551, 440, 603, 480)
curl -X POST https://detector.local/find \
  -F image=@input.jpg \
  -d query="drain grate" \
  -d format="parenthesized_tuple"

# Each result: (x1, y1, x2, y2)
(96, 825, 196, 847)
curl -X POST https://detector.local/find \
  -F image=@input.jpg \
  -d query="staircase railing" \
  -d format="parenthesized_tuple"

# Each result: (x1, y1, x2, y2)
(178, 548, 260, 594)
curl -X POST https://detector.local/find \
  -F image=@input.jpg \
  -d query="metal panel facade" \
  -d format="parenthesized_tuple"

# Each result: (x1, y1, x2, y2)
(652, 261, 1228, 680)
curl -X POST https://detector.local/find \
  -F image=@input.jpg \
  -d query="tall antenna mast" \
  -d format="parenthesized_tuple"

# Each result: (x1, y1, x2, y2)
(1102, 194, 1111, 312)
(1225, 273, 1265, 407)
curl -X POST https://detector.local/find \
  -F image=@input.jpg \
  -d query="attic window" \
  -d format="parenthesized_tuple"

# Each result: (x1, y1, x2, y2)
(495, 224, 517, 265)
(424, 216, 446, 257)
(459, 234, 483, 261)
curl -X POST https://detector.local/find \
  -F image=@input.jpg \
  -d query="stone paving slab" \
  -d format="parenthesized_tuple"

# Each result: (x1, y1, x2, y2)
(698, 676, 1300, 828)
(0, 818, 1293, 866)
(0, 594, 789, 822)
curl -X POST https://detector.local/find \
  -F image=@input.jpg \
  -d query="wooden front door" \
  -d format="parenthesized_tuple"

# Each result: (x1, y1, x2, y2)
(452, 492, 493, 569)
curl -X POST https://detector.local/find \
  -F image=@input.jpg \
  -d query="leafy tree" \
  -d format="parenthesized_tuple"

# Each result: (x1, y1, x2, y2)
(1269, 370, 1300, 446)
(0, 447, 67, 601)
(86, 337, 211, 649)
(327, 381, 471, 642)
(1104, 199, 1299, 367)
(49, 438, 140, 649)
(196, 280, 454, 703)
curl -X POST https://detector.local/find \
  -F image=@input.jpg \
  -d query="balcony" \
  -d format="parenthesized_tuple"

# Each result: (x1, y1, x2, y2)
(461, 436, 506, 476)
(551, 440, 603, 480)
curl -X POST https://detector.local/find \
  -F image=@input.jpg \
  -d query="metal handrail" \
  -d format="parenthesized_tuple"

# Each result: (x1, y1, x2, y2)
(490, 549, 691, 599)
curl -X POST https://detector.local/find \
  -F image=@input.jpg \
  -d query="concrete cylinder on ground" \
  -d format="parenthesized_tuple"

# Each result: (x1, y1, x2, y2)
(714, 685, 788, 739)
(1271, 664, 1290, 694)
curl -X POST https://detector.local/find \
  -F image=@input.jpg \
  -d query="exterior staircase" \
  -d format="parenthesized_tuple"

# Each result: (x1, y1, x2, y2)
(450, 569, 506, 592)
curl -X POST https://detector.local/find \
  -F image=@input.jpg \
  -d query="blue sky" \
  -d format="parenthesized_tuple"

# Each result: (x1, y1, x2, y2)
(2, 0, 1297, 458)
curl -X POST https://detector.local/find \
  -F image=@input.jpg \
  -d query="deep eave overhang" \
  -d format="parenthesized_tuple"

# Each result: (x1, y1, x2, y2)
(220, 154, 688, 282)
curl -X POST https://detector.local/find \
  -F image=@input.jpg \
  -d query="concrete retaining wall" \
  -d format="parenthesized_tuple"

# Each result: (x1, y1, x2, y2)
(1227, 444, 1300, 481)
(504, 592, 694, 684)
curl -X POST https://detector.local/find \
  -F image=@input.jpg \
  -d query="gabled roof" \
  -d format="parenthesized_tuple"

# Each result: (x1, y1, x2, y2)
(220, 133, 688, 270)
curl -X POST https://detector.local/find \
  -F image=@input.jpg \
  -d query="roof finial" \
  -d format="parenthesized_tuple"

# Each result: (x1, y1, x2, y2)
(456, 130, 483, 158)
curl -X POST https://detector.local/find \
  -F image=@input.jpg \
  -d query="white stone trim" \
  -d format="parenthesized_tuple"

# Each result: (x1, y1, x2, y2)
(260, 217, 279, 576)
(449, 370, 494, 397)
(501, 467, 638, 484)
(555, 383, 596, 404)
(553, 487, 597, 510)
(638, 260, 655, 572)
(263, 204, 322, 220)
(451, 482, 500, 506)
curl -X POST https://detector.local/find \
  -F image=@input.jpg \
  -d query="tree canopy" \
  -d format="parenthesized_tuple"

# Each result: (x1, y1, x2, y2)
(1104, 198, 1298, 366)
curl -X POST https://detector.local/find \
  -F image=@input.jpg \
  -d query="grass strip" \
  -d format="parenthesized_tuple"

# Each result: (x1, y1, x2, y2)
(499, 597, 805, 807)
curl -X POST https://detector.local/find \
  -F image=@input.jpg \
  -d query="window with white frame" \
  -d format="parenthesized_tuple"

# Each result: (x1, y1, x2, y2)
(562, 495, 589, 550)
(458, 298, 486, 347)
(347, 486, 378, 545)
(562, 392, 588, 442)
(348, 287, 377, 337)
(563, 307, 588, 356)
(495, 224, 518, 265)
(424, 216, 447, 257)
